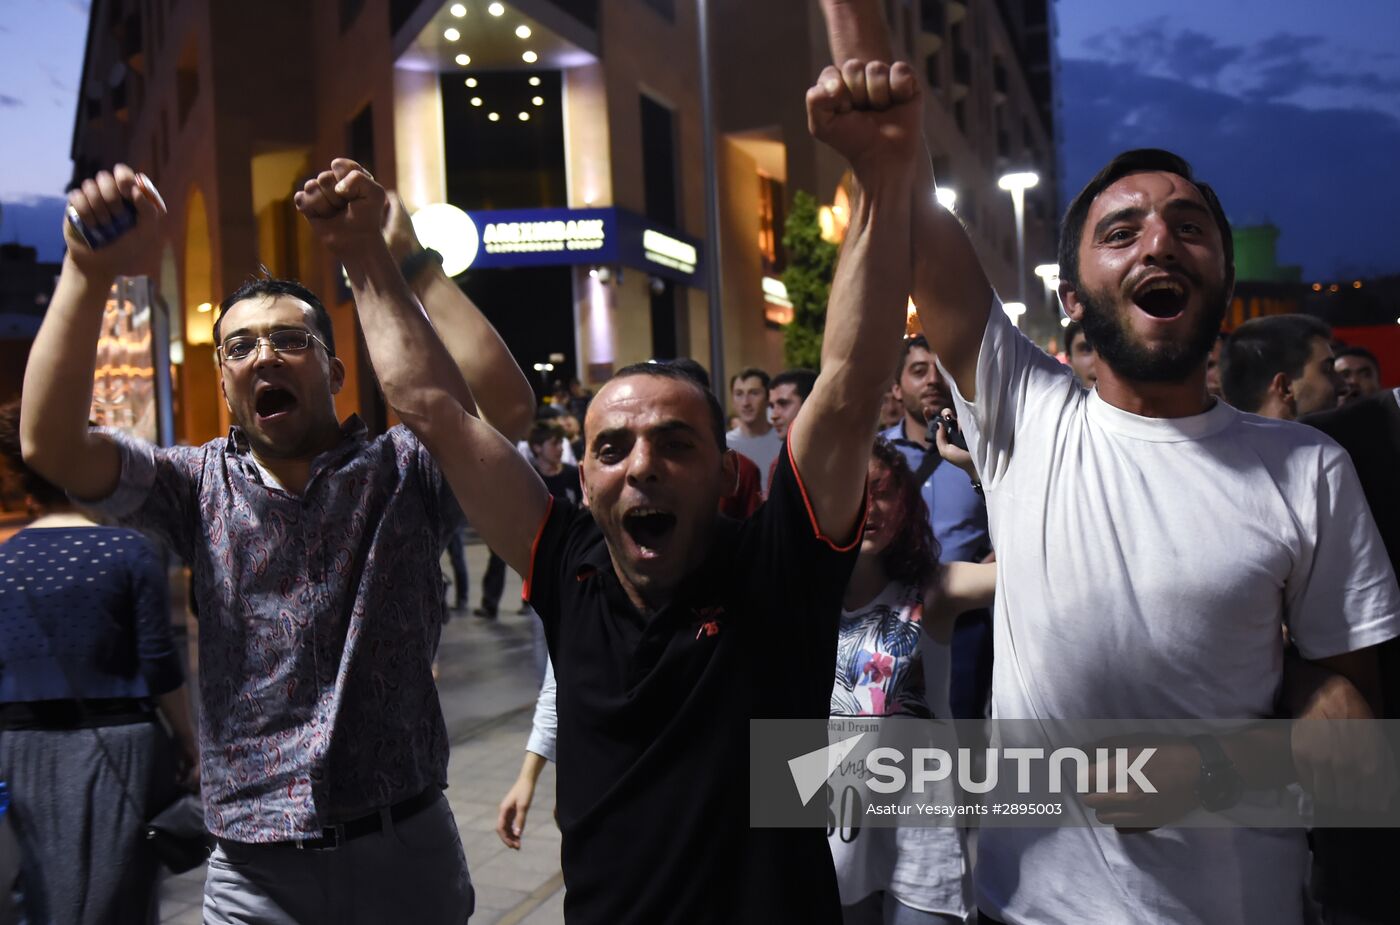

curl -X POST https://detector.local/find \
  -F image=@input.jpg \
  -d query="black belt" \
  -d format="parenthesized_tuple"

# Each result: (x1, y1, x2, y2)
(0, 698, 154, 730)
(222, 788, 443, 852)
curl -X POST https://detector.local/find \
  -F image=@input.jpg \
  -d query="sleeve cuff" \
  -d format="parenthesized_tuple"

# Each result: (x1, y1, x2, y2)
(521, 495, 556, 603)
(141, 653, 186, 697)
(74, 428, 157, 518)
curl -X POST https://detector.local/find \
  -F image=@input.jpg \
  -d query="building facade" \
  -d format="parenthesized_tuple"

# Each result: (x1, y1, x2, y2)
(71, 0, 1057, 445)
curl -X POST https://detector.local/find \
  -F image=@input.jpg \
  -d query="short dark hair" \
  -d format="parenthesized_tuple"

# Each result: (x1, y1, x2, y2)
(1220, 314, 1332, 413)
(1059, 149, 1234, 293)
(0, 399, 67, 508)
(770, 369, 817, 402)
(528, 418, 566, 449)
(604, 361, 728, 452)
(729, 367, 771, 391)
(664, 357, 712, 391)
(1335, 345, 1380, 375)
(214, 276, 336, 357)
(1064, 320, 1089, 354)
(898, 335, 931, 379)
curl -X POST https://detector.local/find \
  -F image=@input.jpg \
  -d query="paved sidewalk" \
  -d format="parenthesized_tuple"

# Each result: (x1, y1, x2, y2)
(158, 713, 566, 924)
(158, 542, 567, 923)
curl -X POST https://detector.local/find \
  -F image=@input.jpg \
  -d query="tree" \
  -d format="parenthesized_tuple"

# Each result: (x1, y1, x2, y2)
(780, 190, 837, 370)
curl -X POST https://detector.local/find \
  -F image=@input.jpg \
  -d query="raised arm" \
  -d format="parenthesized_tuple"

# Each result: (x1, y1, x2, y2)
(21, 166, 166, 500)
(819, 0, 992, 398)
(382, 193, 535, 442)
(791, 60, 920, 541)
(295, 160, 548, 575)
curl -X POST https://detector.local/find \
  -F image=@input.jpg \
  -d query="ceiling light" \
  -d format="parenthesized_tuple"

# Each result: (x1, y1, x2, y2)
(464, 77, 478, 87)
(470, 96, 482, 106)
(515, 24, 531, 38)
(488, 2, 504, 15)
(455, 53, 470, 65)
(444, 27, 461, 41)
(450, 3, 466, 15)
(532, 96, 543, 106)
(528, 76, 541, 86)
(518, 111, 529, 121)
(488, 112, 500, 121)
(521, 50, 538, 63)
(196, 302, 212, 313)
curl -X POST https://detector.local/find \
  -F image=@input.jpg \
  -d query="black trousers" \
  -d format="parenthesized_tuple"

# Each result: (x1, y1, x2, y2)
(479, 548, 506, 613)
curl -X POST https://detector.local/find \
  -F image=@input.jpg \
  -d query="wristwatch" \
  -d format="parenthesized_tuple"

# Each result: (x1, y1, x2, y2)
(1188, 734, 1243, 812)
(400, 247, 444, 284)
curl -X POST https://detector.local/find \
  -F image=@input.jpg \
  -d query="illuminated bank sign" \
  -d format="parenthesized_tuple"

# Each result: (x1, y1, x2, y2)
(481, 215, 608, 256)
(411, 205, 703, 287)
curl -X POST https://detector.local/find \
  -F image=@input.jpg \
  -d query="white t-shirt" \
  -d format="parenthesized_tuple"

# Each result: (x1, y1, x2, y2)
(726, 426, 783, 495)
(945, 302, 1400, 925)
(827, 582, 968, 917)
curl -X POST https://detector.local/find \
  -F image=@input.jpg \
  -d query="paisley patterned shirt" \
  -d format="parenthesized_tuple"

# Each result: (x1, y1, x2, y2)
(90, 418, 458, 842)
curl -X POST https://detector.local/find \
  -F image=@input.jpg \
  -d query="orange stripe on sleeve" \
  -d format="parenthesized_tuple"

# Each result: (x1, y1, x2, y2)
(786, 416, 869, 554)
(521, 494, 556, 603)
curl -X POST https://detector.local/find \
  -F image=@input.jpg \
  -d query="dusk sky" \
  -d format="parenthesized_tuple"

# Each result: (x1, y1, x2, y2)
(1, 0, 1397, 280)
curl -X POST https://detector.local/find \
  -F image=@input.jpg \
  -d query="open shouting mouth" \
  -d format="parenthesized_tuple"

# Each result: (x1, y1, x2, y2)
(1131, 274, 1189, 321)
(253, 382, 300, 425)
(622, 507, 678, 560)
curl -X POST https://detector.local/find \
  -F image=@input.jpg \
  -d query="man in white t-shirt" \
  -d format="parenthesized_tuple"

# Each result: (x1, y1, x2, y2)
(725, 367, 783, 495)
(818, 4, 1400, 923)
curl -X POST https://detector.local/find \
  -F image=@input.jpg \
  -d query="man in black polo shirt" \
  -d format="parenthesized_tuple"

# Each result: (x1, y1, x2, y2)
(291, 55, 923, 925)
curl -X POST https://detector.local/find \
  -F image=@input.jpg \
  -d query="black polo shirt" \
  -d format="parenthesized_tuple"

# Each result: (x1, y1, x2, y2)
(525, 443, 861, 924)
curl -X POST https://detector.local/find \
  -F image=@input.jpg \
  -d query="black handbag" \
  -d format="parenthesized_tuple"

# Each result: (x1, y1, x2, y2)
(144, 792, 211, 874)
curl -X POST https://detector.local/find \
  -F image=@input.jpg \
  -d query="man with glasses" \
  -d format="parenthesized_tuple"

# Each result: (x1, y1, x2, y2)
(21, 164, 536, 923)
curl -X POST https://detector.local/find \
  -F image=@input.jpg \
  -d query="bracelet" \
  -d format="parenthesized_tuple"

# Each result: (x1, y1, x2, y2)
(400, 247, 444, 284)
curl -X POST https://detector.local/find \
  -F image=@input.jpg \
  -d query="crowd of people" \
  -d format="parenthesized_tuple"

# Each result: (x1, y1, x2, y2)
(1, 0, 1398, 923)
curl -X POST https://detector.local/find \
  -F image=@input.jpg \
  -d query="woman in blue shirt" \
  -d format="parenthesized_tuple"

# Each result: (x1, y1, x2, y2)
(0, 401, 197, 924)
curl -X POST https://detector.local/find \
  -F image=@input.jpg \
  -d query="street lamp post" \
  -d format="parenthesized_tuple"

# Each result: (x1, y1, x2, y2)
(998, 171, 1039, 308)
(697, 0, 726, 397)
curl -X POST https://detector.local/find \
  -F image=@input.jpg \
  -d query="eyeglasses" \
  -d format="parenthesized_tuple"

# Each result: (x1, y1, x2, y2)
(217, 329, 329, 363)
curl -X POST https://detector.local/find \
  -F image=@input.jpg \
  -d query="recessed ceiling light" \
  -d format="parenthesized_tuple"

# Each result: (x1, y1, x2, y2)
(455, 53, 470, 65)
(528, 76, 541, 86)
(488, 112, 500, 121)
(515, 24, 531, 38)
(464, 77, 478, 87)
(532, 96, 543, 106)
(470, 97, 482, 106)
(443, 27, 460, 41)
(518, 111, 530, 121)
(488, 2, 505, 15)
(521, 50, 538, 63)
(450, 3, 466, 16)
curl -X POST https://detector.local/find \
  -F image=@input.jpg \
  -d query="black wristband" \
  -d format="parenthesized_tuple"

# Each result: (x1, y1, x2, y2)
(400, 247, 444, 283)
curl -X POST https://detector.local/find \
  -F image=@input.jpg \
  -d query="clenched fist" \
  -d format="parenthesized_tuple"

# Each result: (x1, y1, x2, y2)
(807, 59, 922, 176)
(63, 164, 167, 280)
(294, 158, 387, 259)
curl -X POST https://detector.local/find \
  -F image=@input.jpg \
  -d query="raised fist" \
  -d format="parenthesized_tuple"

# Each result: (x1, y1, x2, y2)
(807, 60, 922, 174)
(63, 164, 167, 279)
(294, 158, 387, 258)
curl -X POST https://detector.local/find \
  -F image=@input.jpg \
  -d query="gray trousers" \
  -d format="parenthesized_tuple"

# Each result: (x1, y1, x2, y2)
(0, 720, 170, 925)
(203, 793, 474, 924)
